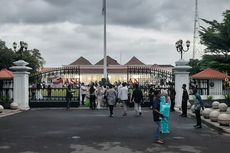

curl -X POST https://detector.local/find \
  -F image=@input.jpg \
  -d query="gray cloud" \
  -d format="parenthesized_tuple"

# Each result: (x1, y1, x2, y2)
(0, 0, 229, 67)
(2, 0, 228, 31)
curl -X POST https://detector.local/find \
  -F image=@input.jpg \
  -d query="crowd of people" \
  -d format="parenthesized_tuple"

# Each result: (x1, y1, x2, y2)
(77, 82, 203, 144)
(31, 81, 203, 145)
(76, 81, 177, 117)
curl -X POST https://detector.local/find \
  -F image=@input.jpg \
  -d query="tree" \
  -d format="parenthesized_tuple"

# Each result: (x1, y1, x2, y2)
(188, 59, 201, 75)
(15, 49, 45, 74)
(200, 10, 230, 57)
(199, 55, 230, 74)
(0, 40, 16, 70)
(0, 39, 6, 49)
(0, 39, 45, 76)
(199, 10, 230, 74)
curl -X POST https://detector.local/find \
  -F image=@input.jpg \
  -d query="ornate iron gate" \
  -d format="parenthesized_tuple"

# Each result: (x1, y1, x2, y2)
(127, 66, 174, 107)
(127, 66, 174, 86)
(29, 66, 80, 107)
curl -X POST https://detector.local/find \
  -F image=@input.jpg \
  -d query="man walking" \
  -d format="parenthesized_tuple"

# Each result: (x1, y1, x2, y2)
(118, 82, 129, 116)
(106, 85, 117, 117)
(80, 82, 87, 105)
(131, 84, 143, 116)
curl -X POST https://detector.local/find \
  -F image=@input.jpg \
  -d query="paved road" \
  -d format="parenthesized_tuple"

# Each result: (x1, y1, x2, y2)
(0, 108, 229, 153)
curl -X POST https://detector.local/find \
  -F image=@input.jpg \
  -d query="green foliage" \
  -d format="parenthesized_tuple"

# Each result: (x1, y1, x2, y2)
(188, 59, 201, 75)
(0, 95, 13, 103)
(199, 10, 230, 57)
(207, 95, 213, 102)
(199, 10, 230, 74)
(0, 39, 6, 49)
(0, 48, 16, 70)
(0, 39, 45, 77)
(225, 93, 230, 101)
(16, 49, 45, 75)
(198, 55, 230, 74)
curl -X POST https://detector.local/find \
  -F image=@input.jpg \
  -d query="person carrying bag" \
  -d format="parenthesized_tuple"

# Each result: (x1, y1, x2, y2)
(192, 87, 204, 128)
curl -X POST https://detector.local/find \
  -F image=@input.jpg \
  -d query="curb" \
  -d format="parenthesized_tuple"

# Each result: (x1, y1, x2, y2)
(0, 109, 22, 118)
(188, 111, 230, 134)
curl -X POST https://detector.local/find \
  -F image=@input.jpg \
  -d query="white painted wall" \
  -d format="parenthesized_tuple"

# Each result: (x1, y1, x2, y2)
(174, 59, 191, 108)
(13, 72, 30, 109)
(175, 72, 190, 107)
(209, 79, 222, 95)
(10, 60, 32, 110)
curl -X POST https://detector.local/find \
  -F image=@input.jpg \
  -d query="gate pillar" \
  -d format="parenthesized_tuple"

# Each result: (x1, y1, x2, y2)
(173, 59, 191, 108)
(10, 60, 32, 110)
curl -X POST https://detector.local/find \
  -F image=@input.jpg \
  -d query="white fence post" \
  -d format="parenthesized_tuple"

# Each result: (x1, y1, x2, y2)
(10, 60, 32, 110)
(173, 59, 191, 108)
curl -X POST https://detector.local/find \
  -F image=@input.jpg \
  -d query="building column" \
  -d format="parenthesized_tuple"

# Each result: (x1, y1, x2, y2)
(10, 60, 32, 110)
(173, 59, 191, 108)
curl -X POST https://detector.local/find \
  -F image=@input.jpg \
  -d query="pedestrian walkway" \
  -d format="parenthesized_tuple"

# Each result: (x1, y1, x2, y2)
(186, 109, 230, 134)
(0, 109, 21, 118)
(175, 107, 230, 134)
(1, 106, 230, 135)
(0, 108, 229, 153)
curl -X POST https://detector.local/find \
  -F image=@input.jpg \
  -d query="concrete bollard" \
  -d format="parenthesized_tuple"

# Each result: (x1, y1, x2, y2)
(0, 105, 4, 113)
(218, 113, 230, 126)
(202, 108, 212, 119)
(210, 110, 220, 122)
(10, 102, 19, 110)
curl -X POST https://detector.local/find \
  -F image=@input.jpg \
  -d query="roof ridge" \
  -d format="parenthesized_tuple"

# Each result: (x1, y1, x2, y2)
(125, 56, 145, 65)
(69, 56, 92, 65)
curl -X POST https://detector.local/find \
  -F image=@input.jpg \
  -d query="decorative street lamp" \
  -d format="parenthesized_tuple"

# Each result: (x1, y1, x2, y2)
(175, 39, 190, 59)
(13, 41, 28, 58)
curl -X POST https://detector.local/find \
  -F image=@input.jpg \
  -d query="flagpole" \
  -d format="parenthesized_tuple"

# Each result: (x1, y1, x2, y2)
(103, 0, 107, 80)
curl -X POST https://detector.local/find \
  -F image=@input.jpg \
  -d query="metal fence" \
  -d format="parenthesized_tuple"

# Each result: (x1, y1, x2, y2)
(29, 87, 80, 107)
(0, 80, 13, 99)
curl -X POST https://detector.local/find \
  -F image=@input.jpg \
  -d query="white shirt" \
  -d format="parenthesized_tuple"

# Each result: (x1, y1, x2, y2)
(118, 86, 128, 100)
(80, 85, 87, 95)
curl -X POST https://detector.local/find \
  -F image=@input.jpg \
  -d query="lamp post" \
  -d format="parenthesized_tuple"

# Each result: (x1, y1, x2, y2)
(13, 41, 28, 58)
(175, 39, 190, 59)
(174, 40, 191, 108)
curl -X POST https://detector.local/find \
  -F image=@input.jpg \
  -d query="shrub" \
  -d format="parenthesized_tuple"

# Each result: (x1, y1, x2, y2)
(0, 96, 13, 109)
(0, 96, 10, 102)
(224, 93, 230, 102)
(207, 95, 213, 102)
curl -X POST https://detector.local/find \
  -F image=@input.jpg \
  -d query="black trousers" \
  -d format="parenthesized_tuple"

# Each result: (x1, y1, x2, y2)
(108, 105, 114, 115)
(170, 98, 175, 111)
(81, 94, 86, 105)
(90, 95, 96, 110)
(195, 110, 201, 126)
(181, 100, 187, 116)
(66, 98, 71, 109)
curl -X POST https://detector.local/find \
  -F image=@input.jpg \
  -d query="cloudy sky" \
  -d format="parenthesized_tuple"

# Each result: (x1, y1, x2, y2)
(0, 0, 229, 67)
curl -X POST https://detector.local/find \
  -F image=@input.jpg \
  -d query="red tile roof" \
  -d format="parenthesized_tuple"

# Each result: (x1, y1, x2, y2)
(0, 69, 14, 80)
(69, 56, 92, 65)
(192, 68, 230, 80)
(125, 56, 145, 65)
(95, 56, 120, 65)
